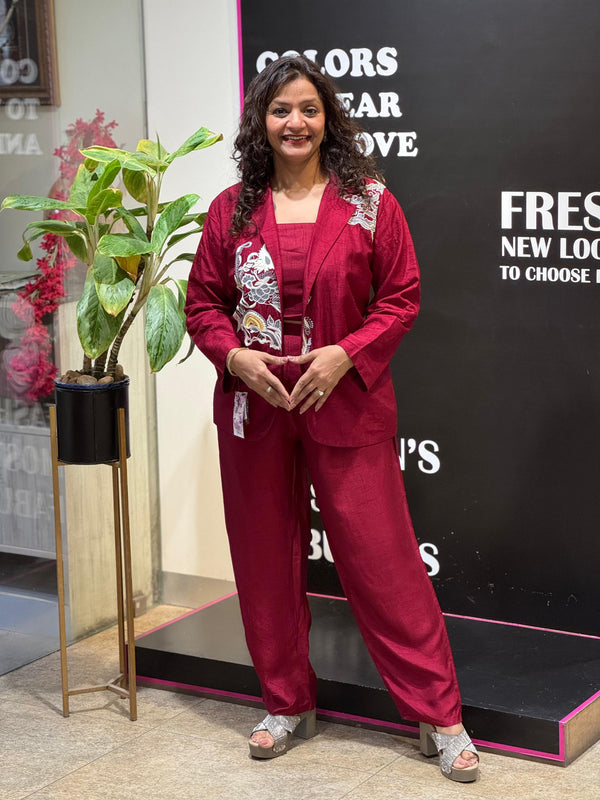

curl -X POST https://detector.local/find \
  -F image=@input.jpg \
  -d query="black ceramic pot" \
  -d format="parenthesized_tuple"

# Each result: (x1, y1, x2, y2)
(54, 377, 130, 464)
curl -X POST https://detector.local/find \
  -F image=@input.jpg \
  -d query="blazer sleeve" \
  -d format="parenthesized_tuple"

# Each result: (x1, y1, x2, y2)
(184, 193, 242, 390)
(337, 189, 420, 390)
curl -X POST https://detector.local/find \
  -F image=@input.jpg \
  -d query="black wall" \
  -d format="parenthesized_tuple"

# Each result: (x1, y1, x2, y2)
(240, 0, 600, 634)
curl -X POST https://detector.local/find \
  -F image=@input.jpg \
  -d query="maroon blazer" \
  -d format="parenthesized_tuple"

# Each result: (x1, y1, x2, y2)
(185, 178, 420, 446)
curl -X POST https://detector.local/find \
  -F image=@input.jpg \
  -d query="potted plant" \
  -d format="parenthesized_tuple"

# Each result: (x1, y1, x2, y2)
(1, 123, 222, 463)
(3, 111, 119, 405)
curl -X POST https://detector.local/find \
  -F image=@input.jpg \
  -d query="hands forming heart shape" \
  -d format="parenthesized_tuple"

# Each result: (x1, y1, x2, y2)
(228, 345, 353, 415)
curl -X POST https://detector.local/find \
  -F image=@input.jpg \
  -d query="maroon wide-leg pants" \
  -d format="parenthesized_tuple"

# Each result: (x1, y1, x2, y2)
(216, 336, 462, 727)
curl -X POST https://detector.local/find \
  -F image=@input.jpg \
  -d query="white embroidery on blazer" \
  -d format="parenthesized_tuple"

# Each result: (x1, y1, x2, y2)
(233, 242, 282, 351)
(345, 180, 385, 239)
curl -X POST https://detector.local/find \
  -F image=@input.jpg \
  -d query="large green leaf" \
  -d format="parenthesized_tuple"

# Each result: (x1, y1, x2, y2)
(86, 160, 121, 206)
(113, 207, 146, 241)
(17, 220, 82, 260)
(126, 201, 167, 217)
(122, 167, 148, 204)
(136, 139, 169, 163)
(145, 284, 186, 372)
(80, 146, 155, 174)
(85, 187, 123, 223)
(180, 211, 207, 228)
(76, 268, 124, 358)
(165, 128, 223, 163)
(93, 253, 135, 316)
(80, 146, 122, 163)
(151, 194, 199, 253)
(163, 211, 206, 249)
(65, 232, 89, 262)
(169, 252, 195, 264)
(23, 219, 78, 237)
(68, 164, 96, 209)
(1, 194, 77, 212)
(97, 233, 154, 257)
(170, 278, 188, 315)
(166, 226, 203, 250)
(129, 152, 166, 170)
(137, 138, 168, 160)
(135, 139, 168, 171)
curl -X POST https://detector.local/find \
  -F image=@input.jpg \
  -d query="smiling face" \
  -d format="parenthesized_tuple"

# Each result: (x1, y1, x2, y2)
(265, 77, 326, 172)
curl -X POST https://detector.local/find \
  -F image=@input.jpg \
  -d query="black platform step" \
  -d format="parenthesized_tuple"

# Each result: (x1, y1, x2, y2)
(133, 593, 600, 765)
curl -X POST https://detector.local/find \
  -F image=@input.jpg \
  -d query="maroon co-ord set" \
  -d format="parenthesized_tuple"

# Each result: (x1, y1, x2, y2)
(184, 178, 463, 726)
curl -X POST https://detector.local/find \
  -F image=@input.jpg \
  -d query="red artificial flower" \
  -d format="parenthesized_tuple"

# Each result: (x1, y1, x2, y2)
(6, 324, 57, 402)
(7, 110, 119, 403)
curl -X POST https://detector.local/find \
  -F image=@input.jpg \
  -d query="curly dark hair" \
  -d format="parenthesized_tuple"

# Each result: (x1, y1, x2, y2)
(231, 55, 379, 236)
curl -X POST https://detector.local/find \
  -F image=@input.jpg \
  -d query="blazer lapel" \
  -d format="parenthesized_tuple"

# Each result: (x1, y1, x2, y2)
(254, 186, 283, 300)
(303, 180, 354, 307)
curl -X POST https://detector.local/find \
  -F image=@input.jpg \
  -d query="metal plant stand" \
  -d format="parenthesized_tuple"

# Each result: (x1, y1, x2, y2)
(49, 406, 137, 721)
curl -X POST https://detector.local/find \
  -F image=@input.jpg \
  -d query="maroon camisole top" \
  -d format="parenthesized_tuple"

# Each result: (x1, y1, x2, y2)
(277, 222, 314, 323)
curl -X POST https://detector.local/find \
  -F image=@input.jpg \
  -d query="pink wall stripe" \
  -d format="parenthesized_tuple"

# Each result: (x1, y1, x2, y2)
(236, 0, 244, 110)
(473, 734, 563, 762)
(137, 675, 260, 705)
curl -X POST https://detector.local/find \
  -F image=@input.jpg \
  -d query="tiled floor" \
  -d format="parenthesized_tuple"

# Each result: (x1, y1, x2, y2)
(1, 603, 599, 800)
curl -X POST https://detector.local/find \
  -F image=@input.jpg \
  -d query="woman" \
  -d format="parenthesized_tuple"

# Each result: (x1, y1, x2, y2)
(185, 55, 479, 783)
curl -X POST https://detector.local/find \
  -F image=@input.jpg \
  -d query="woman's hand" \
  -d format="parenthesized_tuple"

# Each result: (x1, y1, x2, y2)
(228, 348, 290, 409)
(288, 345, 353, 413)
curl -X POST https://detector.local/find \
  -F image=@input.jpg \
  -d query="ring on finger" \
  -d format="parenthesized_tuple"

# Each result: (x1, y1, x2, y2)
(266, 385, 272, 394)
(315, 389, 325, 397)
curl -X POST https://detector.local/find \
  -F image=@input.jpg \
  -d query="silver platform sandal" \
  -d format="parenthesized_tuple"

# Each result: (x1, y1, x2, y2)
(419, 723, 480, 782)
(248, 709, 317, 759)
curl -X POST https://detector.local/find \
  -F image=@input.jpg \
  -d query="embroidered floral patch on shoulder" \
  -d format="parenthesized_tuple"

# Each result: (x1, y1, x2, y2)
(345, 180, 385, 238)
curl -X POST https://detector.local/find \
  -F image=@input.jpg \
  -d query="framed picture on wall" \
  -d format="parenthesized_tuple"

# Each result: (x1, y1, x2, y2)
(0, 0, 60, 106)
